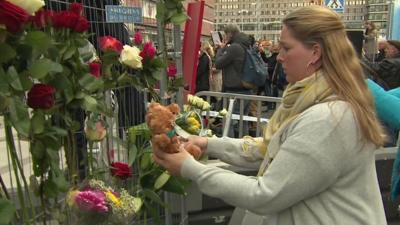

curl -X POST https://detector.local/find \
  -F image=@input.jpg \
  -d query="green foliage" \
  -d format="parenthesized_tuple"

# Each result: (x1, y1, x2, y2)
(0, 198, 16, 225)
(156, 0, 189, 25)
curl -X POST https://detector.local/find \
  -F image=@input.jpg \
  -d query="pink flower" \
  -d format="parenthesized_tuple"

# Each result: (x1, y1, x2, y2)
(167, 64, 177, 78)
(99, 36, 123, 53)
(69, 2, 83, 16)
(75, 190, 108, 213)
(139, 42, 156, 60)
(89, 62, 101, 78)
(133, 31, 143, 45)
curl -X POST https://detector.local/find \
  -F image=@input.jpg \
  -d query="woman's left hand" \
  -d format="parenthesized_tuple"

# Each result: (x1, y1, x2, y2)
(152, 144, 192, 176)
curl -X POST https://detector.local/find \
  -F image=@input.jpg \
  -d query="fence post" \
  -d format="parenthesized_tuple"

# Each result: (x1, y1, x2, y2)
(173, 25, 184, 108)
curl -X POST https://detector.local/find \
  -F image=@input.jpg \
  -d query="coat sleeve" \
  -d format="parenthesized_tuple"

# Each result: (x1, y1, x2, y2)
(215, 44, 243, 70)
(181, 102, 354, 215)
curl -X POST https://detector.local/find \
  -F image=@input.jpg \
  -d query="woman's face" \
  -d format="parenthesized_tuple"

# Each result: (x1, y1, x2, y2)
(277, 25, 317, 83)
(385, 43, 399, 58)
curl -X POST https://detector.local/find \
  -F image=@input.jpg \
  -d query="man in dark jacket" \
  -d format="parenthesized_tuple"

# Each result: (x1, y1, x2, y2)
(215, 25, 252, 137)
(215, 25, 251, 92)
(368, 40, 400, 90)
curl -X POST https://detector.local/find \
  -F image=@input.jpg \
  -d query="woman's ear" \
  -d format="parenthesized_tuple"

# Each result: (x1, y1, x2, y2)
(311, 43, 322, 64)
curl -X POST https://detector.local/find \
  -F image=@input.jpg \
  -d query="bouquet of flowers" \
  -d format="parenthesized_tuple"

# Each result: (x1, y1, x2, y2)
(175, 94, 213, 137)
(67, 179, 142, 225)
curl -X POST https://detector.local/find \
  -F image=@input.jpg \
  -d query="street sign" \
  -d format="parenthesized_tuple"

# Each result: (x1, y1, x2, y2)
(325, 0, 345, 13)
(105, 5, 143, 23)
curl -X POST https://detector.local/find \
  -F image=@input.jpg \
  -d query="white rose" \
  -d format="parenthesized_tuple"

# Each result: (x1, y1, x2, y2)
(194, 96, 204, 108)
(202, 101, 210, 111)
(218, 109, 228, 117)
(120, 45, 143, 69)
(187, 94, 194, 105)
(8, 0, 45, 15)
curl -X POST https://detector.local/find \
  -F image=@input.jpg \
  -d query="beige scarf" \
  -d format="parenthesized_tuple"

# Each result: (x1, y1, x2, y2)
(257, 70, 334, 176)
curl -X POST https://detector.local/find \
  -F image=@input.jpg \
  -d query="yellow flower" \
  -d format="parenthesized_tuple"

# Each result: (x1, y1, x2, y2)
(8, 0, 45, 15)
(187, 117, 200, 128)
(106, 191, 121, 206)
(120, 45, 142, 69)
(66, 190, 79, 207)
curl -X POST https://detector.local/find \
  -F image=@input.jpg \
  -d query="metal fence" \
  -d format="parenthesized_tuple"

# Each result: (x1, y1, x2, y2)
(0, 0, 179, 224)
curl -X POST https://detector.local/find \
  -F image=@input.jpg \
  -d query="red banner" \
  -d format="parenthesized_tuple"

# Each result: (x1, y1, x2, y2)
(182, 1, 205, 94)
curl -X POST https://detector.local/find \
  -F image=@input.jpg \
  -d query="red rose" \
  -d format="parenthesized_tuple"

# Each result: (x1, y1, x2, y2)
(52, 11, 78, 30)
(0, 0, 30, 33)
(27, 84, 56, 109)
(133, 31, 143, 45)
(73, 16, 89, 33)
(99, 36, 123, 53)
(167, 64, 177, 78)
(110, 162, 132, 180)
(30, 9, 53, 28)
(69, 2, 83, 16)
(89, 62, 101, 78)
(139, 42, 156, 60)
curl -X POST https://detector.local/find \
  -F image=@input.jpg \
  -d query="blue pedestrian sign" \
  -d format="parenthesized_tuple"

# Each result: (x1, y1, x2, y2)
(105, 5, 143, 23)
(325, 0, 345, 13)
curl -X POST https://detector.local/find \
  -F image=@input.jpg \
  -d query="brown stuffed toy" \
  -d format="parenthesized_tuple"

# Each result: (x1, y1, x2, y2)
(146, 102, 202, 159)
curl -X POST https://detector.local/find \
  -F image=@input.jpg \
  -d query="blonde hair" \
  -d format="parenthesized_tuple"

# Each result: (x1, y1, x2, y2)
(201, 41, 214, 58)
(283, 6, 386, 147)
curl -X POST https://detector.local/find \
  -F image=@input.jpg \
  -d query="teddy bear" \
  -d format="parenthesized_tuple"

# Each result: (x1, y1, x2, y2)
(145, 102, 202, 159)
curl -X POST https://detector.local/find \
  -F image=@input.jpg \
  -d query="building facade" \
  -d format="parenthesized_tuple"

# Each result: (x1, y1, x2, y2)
(366, 0, 390, 38)
(343, 0, 367, 29)
(214, 0, 323, 41)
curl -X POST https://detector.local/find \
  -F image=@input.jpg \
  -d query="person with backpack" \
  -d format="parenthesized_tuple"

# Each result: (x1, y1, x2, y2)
(214, 25, 253, 137)
(365, 40, 400, 90)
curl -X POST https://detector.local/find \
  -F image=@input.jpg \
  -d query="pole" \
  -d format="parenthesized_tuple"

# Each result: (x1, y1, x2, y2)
(156, 17, 168, 104)
(173, 25, 184, 108)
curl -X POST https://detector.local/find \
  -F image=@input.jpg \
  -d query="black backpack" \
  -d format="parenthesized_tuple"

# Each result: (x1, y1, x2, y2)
(241, 47, 269, 89)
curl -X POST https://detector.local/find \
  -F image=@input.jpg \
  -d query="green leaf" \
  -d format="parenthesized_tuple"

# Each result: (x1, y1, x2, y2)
(62, 46, 77, 61)
(31, 140, 45, 160)
(43, 179, 58, 198)
(82, 95, 98, 112)
(170, 12, 189, 24)
(78, 73, 103, 92)
(29, 59, 63, 79)
(0, 67, 9, 94)
(8, 97, 30, 137)
(142, 189, 167, 208)
(18, 71, 33, 91)
(128, 143, 138, 166)
(25, 31, 52, 54)
(143, 201, 163, 225)
(140, 152, 152, 170)
(156, 2, 166, 20)
(0, 43, 16, 63)
(6, 66, 23, 91)
(52, 171, 69, 192)
(0, 198, 16, 225)
(154, 171, 171, 190)
(31, 110, 45, 134)
(161, 176, 189, 195)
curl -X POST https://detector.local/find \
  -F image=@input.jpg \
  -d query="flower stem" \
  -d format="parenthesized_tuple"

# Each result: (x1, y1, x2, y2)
(4, 116, 36, 224)
(88, 141, 94, 177)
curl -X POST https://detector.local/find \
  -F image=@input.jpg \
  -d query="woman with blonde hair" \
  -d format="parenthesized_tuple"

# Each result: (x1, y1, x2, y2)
(195, 41, 214, 92)
(154, 6, 387, 225)
(364, 20, 378, 61)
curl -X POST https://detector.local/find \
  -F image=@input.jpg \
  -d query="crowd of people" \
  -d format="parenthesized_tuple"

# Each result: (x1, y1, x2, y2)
(154, 5, 400, 225)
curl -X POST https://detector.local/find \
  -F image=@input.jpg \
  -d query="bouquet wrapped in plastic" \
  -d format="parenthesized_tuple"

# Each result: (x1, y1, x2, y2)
(67, 179, 142, 225)
(175, 95, 213, 137)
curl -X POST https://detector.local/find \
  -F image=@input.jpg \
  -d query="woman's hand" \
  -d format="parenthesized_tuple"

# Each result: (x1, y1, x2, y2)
(182, 135, 208, 154)
(152, 144, 191, 176)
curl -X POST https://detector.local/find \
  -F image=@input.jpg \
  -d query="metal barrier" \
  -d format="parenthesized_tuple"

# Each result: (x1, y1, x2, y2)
(195, 91, 282, 137)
